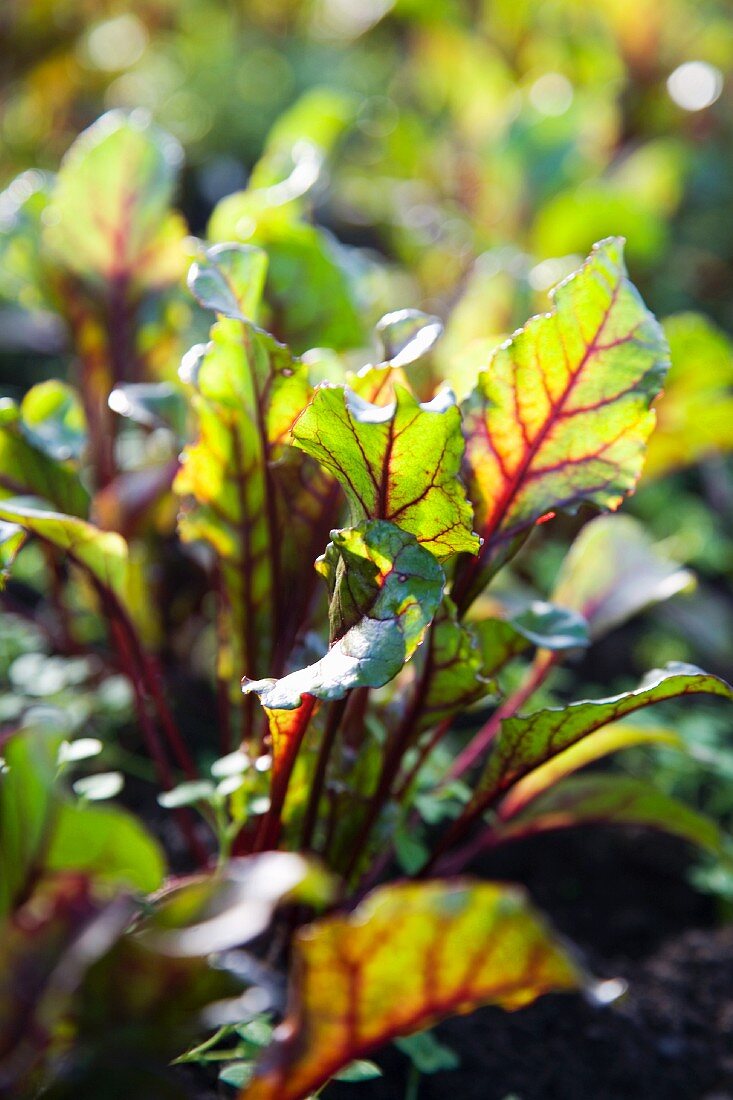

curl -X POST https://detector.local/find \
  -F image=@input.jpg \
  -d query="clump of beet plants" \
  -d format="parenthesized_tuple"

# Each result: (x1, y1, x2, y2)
(0, 112, 730, 1099)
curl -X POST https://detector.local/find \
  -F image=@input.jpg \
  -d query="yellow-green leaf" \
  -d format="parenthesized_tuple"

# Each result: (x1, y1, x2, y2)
(242, 880, 583, 1100)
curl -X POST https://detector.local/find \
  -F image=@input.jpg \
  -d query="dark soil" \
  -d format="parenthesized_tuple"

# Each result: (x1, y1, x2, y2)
(171, 827, 733, 1099)
(323, 829, 733, 1100)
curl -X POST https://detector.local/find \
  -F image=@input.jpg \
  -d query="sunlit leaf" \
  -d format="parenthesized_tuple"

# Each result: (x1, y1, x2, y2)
(293, 386, 479, 559)
(0, 169, 54, 311)
(44, 110, 186, 292)
(0, 399, 90, 516)
(461, 238, 668, 555)
(375, 309, 443, 368)
(497, 775, 721, 852)
(0, 500, 128, 601)
(644, 313, 733, 479)
(175, 308, 311, 701)
(242, 880, 583, 1100)
(473, 663, 733, 812)
(551, 514, 693, 640)
(0, 521, 25, 590)
(139, 852, 332, 956)
(188, 243, 268, 322)
(243, 521, 444, 710)
(20, 380, 87, 463)
(497, 724, 683, 820)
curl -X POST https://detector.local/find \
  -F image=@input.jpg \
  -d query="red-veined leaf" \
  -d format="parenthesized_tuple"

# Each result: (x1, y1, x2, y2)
(242, 880, 583, 1100)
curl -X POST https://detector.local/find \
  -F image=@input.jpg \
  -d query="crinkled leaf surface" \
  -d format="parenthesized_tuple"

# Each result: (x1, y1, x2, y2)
(44, 110, 186, 291)
(242, 880, 583, 1100)
(293, 385, 479, 558)
(644, 313, 733, 479)
(461, 238, 668, 549)
(551, 514, 693, 641)
(497, 775, 721, 852)
(474, 664, 733, 812)
(243, 522, 444, 711)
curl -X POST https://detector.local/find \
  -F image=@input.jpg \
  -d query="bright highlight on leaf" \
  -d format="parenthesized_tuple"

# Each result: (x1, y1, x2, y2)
(292, 384, 479, 559)
(242, 880, 583, 1100)
(461, 237, 669, 552)
(243, 521, 444, 710)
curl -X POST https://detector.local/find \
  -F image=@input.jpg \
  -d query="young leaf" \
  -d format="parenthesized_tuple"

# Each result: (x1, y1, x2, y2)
(461, 238, 668, 553)
(242, 522, 444, 710)
(188, 243, 268, 322)
(175, 310, 311, 694)
(46, 801, 165, 894)
(292, 385, 479, 559)
(550, 514, 693, 641)
(242, 880, 583, 1100)
(496, 774, 721, 853)
(473, 664, 733, 812)
(44, 110, 186, 292)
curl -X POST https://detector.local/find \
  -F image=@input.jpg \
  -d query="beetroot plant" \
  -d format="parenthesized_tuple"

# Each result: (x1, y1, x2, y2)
(1, 112, 731, 1099)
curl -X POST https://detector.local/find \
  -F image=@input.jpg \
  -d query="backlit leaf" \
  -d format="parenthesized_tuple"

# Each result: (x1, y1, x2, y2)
(188, 243, 268, 323)
(44, 110, 186, 292)
(551, 514, 693, 641)
(497, 775, 720, 852)
(242, 880, 583, 1100)
(292, 385, 479, 559)
(473, 664, 733, 812)
(461, 238, 668, 552)
(242, 522, 444, 710)
(0, 521, 25, 590)
(20, 380, 87, 463)
(644, 313, 733, 479)
(175, 310, 311, 700)
(497, 724, 682, 820)
(0, 501, 128, 602)
(0, 399, 90, 516)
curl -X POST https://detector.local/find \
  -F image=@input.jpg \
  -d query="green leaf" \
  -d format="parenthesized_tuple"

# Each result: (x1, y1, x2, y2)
(643, 312, 733, 478)
(497, 775, 721, 853)
(243, 521, 444, 710)
(46, 801, 165, 893)
(0, 169, 54, 310)
(0, 727, 60, 919)
(0, 500, 129, 602)
(44, 110, 186, 292)
(188, 243, 268, 322)
(334, 1060, 383, 1082)
(20, 380, 87, 463)
(375, 309, 443, 367)
(507, 601, 589, 650)
(550, 514, 693, 641)
(293, 385, 479, 559)
(0, 521, 25, 590)
(242, 880, 583, 1100)
(175, 313, 311, 695)
(412, 597, 497, 735)
(0, 398, 90, 516)
(461, 238, 669, 552)
(394, 1031, 459, 1074)
(473, 664, 733, 812)
(497, 724, 683, 821)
